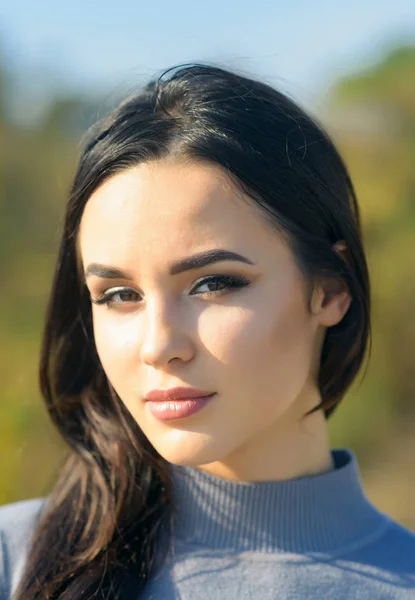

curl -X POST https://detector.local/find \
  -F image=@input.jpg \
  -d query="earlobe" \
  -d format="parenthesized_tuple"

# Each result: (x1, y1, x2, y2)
(314, 277, 352, 327)
(319, 287, 352, 327)
(315, 240, 353, 326)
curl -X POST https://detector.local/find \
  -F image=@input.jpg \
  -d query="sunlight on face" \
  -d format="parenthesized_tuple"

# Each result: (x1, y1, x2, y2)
(79, 160, 329, 474)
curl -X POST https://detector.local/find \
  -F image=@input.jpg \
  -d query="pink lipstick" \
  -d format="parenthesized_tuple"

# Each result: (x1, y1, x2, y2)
(145, 387, 216, 421)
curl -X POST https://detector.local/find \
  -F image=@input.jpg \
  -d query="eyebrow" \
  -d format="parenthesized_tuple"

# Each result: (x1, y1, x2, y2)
(84, 249, 255, 280)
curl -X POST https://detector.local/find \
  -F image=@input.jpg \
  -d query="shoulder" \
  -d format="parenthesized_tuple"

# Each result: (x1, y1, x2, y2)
(0, 497, 47, 548)
(376, 516, 415, 564)
(338, 515, 415, 597)
(0, 497, 48, 599)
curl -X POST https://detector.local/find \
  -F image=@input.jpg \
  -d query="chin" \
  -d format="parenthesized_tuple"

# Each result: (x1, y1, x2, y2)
(150, 430, 228, 468)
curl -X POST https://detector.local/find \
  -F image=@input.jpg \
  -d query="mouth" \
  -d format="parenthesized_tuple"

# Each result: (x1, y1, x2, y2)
(145, 393, 216, 421)
(144, 387, 216, 402)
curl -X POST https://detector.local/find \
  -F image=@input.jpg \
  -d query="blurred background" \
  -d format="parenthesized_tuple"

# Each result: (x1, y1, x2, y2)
(0, 1, 414, 527)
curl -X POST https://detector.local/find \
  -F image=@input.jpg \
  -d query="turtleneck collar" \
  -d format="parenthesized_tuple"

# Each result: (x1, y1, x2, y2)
(168, 449, 386, 554)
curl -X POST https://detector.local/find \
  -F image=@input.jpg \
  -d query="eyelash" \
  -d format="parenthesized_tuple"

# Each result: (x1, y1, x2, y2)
(91, 274, 251, 308)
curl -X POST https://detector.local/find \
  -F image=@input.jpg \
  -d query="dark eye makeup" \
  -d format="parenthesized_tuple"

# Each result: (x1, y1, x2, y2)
(91, 274, 251, 307)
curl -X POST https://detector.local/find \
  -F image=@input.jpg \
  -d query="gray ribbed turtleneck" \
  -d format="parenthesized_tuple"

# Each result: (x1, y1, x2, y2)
(1, 449, 415, 599)
(168, 449, 384, 554)
(140, 448, 415, 599)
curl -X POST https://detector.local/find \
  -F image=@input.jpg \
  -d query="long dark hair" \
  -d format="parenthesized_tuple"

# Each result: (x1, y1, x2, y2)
(14, 63, 371, 599)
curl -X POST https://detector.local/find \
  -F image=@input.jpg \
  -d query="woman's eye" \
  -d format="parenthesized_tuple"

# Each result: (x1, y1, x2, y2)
(190, 275, 251, 296)
(91, 275, 250, 308)
(91, 287, 141, 306)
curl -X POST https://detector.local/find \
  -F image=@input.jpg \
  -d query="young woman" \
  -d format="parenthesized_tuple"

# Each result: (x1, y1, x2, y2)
(1, 63, 414, 600)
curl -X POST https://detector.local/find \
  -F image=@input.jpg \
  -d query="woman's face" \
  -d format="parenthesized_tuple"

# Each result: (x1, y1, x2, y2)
(79, 160, 347, 477)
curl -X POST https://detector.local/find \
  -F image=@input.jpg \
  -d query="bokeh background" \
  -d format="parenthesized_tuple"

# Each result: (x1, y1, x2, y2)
(1, 1, 414, 528)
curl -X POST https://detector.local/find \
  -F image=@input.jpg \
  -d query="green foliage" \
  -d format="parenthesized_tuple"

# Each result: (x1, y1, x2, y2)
(326, 45, 415, 460)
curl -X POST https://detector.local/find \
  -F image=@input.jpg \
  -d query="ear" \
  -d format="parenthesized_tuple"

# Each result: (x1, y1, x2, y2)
(311, 241, 352, 327)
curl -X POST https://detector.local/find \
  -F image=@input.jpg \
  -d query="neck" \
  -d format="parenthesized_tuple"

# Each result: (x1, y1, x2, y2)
(196, 389, 333, 482)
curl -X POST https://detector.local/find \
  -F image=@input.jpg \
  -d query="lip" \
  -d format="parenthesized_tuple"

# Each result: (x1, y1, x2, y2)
(146, 395, 216, 421)
(145, 387, 216, 402)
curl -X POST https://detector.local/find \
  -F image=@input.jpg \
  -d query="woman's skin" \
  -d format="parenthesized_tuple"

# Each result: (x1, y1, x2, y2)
(79, 159, 351, 482)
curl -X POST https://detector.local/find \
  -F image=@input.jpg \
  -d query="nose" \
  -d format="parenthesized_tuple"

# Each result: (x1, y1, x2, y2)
(140, 297, 194, 368)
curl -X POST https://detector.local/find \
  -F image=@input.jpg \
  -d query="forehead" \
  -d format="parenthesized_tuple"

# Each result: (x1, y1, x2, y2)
(78, 160, 283, 268)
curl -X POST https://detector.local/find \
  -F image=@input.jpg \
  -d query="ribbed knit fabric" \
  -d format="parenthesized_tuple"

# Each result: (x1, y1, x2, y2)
(168, 449, 383, 554)
(140, 448, 415, 599)
(1, 448, 415, 599)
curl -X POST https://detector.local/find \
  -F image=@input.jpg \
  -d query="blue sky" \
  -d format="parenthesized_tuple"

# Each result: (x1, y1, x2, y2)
(1, 0, 415, 116)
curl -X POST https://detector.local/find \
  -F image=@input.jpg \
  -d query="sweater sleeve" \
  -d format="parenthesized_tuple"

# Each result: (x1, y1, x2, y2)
(0, 498, 46, 600)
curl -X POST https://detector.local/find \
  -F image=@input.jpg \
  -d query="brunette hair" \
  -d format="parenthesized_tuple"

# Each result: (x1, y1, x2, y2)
(14, 63, 371, 599)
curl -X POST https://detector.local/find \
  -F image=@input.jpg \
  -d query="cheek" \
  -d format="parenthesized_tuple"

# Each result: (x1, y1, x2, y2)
(199, 294, 314, 404)
(197, 305, 255, 364)
(199, 293, 310, 366)
(92, 312, 140, 389)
